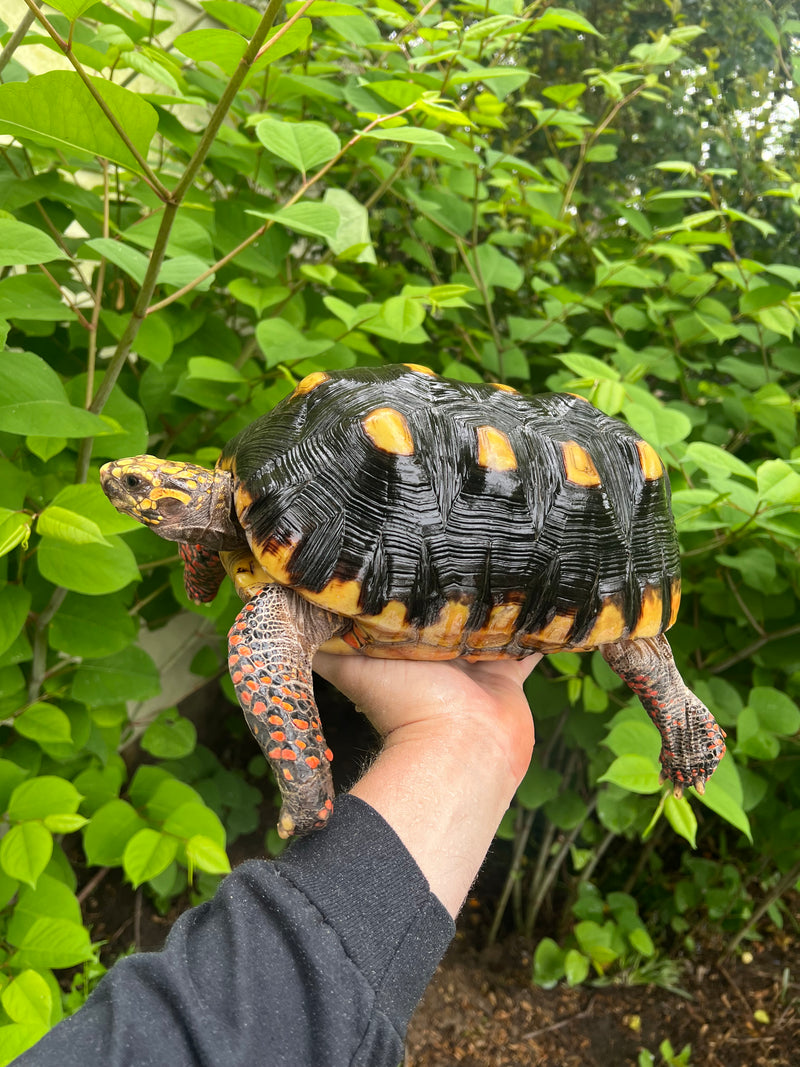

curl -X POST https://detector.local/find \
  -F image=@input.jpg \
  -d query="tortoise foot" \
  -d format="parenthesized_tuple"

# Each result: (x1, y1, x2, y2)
(603, 635, 726, 795)
(277, 795, 335, 840)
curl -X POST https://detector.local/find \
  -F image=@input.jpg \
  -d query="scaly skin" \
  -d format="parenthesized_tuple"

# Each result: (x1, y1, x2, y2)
(228, 583, 341, 838)
(602, 635, 726, 795)
(179, 543, 227, 604)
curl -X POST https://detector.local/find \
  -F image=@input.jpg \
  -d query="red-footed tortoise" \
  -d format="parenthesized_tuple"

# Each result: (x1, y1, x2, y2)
(100, 363, 725, 837)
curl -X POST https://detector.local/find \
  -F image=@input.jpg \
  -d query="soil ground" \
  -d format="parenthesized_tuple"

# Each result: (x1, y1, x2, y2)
(78, 850, 799, 1067)
(74, 686, 800, 1066)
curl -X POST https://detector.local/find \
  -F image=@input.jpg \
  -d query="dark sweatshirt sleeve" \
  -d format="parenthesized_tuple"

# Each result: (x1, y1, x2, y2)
(13, 794, 454, 1067)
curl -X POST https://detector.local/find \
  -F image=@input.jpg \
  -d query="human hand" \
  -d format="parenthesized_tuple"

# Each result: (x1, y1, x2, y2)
(313, 652, 539, 918)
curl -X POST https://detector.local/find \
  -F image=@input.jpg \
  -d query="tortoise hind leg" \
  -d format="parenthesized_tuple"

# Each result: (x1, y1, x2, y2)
(601, 634, 726, 796)
(228, 583, 341, 838)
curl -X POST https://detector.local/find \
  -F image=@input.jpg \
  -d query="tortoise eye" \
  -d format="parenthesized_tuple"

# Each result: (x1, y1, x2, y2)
(124, 474, 141, 490)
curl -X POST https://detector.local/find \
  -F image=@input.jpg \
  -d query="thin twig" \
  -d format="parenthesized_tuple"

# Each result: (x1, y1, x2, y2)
(20, 0, 170, 199)
(521, 996, 597, 1040)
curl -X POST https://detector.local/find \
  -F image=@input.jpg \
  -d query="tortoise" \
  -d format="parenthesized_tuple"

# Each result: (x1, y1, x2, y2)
(100, 363, 725, 838)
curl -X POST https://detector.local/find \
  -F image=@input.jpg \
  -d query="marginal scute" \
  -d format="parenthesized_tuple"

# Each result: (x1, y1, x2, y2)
(521, 612, 575, 648)
(560, 441, 602, 487)
(667, 578, 682, 629)
(402, 363, 437, 376)
(630, 585, 664, 639)
(581, 598, 626, 647)
(489, 382, 518, 393)
(358, 599, 411, 641)
(292, 371, 330, 397)
(301, 577, 363, 617)
(467, 602, 521, 650)
(420, 601, 470, 647)
(636, 439, 664, 481)
(476, 425, 517, 472)
(362, 407, 415, 456)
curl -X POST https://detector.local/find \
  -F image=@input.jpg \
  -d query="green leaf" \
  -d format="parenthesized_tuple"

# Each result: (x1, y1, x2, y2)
(83, 799, 148, 867)
(0, 220, 68, 266)
(534, 7, 600, 35)
(757, 460, 800, 505)
(747, 687, 800, 735)
(185, 834, 232, 876)
(123, 828, 179, 887)
(697, 757, 751, 841)
(323, 188, 376, 263)
(187, 357, 245, 384)
(49, 592, 136, 658)
(8, 776, 82, 820)
(251, 202, 341, 241)
(0, 71, 157, 173)
(10, 916, 94, 968)
(532, 937, 566, 989)
(0, 351, 115, 438)
(256, 318, 334, 367)
(36, 506, 112, 547)
(37, 534, 140, 596)
(174, 28, 247, 76)
(360, 126, 454, 148)
(0, 823, 52, 888)
(14, 703, 72, 746)
(558, 352, 620, 381)
(755, 305, 796, 339)
(564, 949, 590, 986)
(380, 295, 426, 340)
(1, 970, 52, 1027)
(200, 0, 261, 35)
(599, 755, 661, 794)
(574, 921, 618, 970)
(684, 442, 756, 481)
(0, 512, 33, 558)
(142, 711, 198, 760)
(71, 646, 160, 706)
(516, 766, 562, 810)
(0, 585, 31, 658)
(255, 117, 341, 173)
(663, 793, 697, 847)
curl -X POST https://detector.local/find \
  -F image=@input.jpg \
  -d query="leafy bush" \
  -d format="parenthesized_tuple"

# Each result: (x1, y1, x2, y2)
(0, 0, 798, 1052)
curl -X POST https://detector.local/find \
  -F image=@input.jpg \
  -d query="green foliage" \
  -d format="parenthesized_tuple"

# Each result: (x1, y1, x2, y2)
(0, 0, 798, 1045)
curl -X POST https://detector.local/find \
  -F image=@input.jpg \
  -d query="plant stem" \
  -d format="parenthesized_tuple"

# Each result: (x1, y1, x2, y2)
(20, 0, 170, 200)
(74, 0, 287, 483)
(0, 1, 39, 74)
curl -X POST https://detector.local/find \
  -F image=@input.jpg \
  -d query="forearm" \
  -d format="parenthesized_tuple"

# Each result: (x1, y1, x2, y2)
(351, 717, 525, 918)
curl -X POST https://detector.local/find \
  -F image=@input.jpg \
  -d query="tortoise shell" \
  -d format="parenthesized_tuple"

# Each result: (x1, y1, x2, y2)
(217, 363, 680, 660)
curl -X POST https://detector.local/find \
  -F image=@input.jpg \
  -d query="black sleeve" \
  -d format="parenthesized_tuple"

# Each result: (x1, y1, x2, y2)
(13, 795, 454, 1067)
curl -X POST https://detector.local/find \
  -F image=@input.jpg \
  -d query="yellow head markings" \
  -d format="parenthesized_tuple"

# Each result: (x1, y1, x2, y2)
(476, 425, 517, 472)
(149, 487, 192, 505)
(402, 363, 437, 376)
(292, 371, 330, 398)
(560, 441, 601, 487)
(363, 407, 415, 456)
(635, 440, 664, 481)
(630, 586, 664, 639)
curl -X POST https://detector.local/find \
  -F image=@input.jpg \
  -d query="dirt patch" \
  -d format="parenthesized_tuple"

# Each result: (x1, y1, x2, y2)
(407, 934, 799, 1067)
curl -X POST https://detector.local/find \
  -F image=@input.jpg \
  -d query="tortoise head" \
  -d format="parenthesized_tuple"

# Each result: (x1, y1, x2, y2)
(100, 455, 242, 551)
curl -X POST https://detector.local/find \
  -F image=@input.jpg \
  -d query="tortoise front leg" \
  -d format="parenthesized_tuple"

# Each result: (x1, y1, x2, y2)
(601, 634, 726, 796)
(228, 583, 342, 838)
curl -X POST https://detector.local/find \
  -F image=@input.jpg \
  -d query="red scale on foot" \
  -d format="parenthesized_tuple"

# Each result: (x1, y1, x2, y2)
(228, 586, 336, 838)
